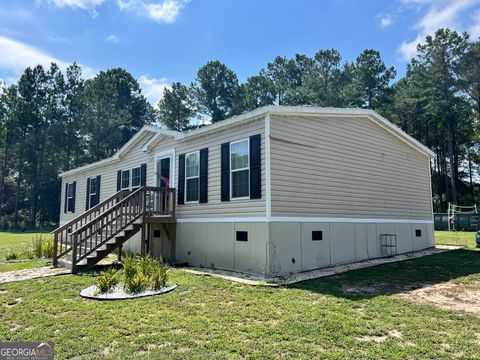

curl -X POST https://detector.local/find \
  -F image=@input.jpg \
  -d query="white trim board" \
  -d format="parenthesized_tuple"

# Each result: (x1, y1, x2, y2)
(265, 113, 272, 220)
(153, 148, 176, 188)
(175, 216, 434, 224)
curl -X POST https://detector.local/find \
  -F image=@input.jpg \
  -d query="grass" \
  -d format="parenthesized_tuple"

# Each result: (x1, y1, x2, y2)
(435, 230, 478, 249)
(1, 232, 480, 358)
(0, 231, 50, 272)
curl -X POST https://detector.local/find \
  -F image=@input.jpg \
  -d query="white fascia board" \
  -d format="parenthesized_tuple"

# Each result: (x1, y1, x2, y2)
(179, 106, 434, 158)
(61, 105, 434, 177)
(60, 126, 160, 177)
(265, 106, 435, 158)
(59, 157, 121, 178)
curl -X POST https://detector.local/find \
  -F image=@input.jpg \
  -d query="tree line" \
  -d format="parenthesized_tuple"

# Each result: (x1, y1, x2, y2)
(0, 28, 478, 229)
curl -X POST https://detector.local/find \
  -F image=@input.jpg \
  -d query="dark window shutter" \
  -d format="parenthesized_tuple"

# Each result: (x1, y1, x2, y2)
(178, 154, 185, 205)
(64, 183, 68, 213)
(249, 134, 261, 199)
(116, 170, 121, 191)
(85, 177, 91, 210)
(221, 142, 230, 201)
(199, 148, 208, 203)
(95, 175, 101, 205)
(72, 181, 76, 212)
(140, 163, 147, 186)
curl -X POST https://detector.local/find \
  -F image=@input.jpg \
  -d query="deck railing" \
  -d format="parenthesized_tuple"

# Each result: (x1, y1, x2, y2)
(52, 186, 175, 269)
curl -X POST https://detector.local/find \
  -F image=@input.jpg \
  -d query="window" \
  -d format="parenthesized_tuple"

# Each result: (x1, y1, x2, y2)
(312, 231, 323, 241)
(185, 151, 199, 202)
(230, 139, 249, 199)
(415, 229, 422, 237)
(236, 231, 248, 242)
(121, 170, 130, 189)
(88, 177, 97, 208)
(66, 183, 75, 212)
(131, 167, 141, 188)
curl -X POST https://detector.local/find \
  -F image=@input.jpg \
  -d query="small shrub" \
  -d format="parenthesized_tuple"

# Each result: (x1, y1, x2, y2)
(42, 239, 54, 258)
(32, 235, 43, 258)
(5, 252, 17, 261)
(125, 271, 149, 294)
(96, 268, 121, 294)
(31, 234, 54, 258)
(137, 254, 152, 276)
(149, 257, 168, 290)
(121, 254, 169, 293)
(123, 254, 137, 282)
(25, 250, 35, 260)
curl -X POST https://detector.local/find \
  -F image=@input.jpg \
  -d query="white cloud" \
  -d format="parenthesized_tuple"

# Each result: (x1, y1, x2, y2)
(40, 0, 105, 16)
(117, 0, 189, 23)
(0, 36, 68, 74)
(0, 36, 95, 79)
(41, 0, 105, 9)
(107, 34, 119, 43)
(470, 10, 480, 39)
(138, 75, 169, 103)
(378, 14, 393, 28)
(398, 0, 480, 61)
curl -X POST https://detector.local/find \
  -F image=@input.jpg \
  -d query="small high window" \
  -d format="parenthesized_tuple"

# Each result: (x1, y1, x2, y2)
(312, 231, 323, 241)
(415, 229, 422, 237)
(231, 139, 249, 199)
(185, 151, 200, 202)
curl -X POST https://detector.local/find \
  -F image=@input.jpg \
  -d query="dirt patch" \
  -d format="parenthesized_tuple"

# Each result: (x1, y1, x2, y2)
(355, 334, 388, 343)
(398, 283, 480, 316)
(343, 278, 480, 316)
(342, 281, 423, 295)
(0, 267, 69, 284)
(355, 330, 403, 344)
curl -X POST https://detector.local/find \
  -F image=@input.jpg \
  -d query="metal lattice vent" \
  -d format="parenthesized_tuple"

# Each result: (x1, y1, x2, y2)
(380, 234, 397, 257)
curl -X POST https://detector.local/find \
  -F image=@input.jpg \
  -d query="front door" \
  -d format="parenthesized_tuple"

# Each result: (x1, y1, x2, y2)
(154, 151, 174, 214)
(156, 156, 171, 189)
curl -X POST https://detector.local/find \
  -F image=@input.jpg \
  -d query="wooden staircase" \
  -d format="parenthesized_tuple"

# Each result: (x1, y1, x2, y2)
(52, 186, 176, 273)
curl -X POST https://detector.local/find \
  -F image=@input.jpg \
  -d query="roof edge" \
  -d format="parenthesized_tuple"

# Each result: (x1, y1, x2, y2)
(60, 125, 180, 177)
(60, 105, 434, 178)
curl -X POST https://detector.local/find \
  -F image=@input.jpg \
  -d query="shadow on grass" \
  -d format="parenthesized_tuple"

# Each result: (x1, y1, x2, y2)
(288, 249, 480, 300)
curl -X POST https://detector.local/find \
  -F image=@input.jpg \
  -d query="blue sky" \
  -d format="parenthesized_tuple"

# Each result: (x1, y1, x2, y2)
(1, 0, 480, 103)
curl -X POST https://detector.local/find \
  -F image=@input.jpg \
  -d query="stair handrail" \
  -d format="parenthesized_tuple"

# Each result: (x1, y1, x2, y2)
(71, 186, 147, 271)
(52, 190, 130, 234)
(52, 189, 130, 266)
(70, 186, 145, 237)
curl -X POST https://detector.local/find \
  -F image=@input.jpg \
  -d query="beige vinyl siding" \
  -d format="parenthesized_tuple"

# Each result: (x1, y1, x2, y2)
(59, 130, 176, 225)
(269, 114, 432, 219)
(173, 118, 266, 218)
(60, 119, 266, 223)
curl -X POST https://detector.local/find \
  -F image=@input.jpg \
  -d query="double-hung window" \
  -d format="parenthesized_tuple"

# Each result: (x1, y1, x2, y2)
(88, 177, 97, 207)
(185, 151, 200, 202)
(230, 139, 249, 199)
(66, 183, 75, 212)
(131, 167, 141, 189)
(121, 170, 130, 190)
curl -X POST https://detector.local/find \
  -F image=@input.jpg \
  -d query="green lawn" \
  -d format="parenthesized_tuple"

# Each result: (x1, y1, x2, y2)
(1, 232, 480, 359)
(0, 231, 50, 272)
(435, 230, 478, 249)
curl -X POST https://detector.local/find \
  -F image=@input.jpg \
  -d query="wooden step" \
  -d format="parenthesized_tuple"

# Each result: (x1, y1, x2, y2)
(69, 223, 142, 272)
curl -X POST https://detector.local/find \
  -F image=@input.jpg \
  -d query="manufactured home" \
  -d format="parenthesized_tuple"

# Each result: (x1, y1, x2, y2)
(53, 105, 435, 275)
